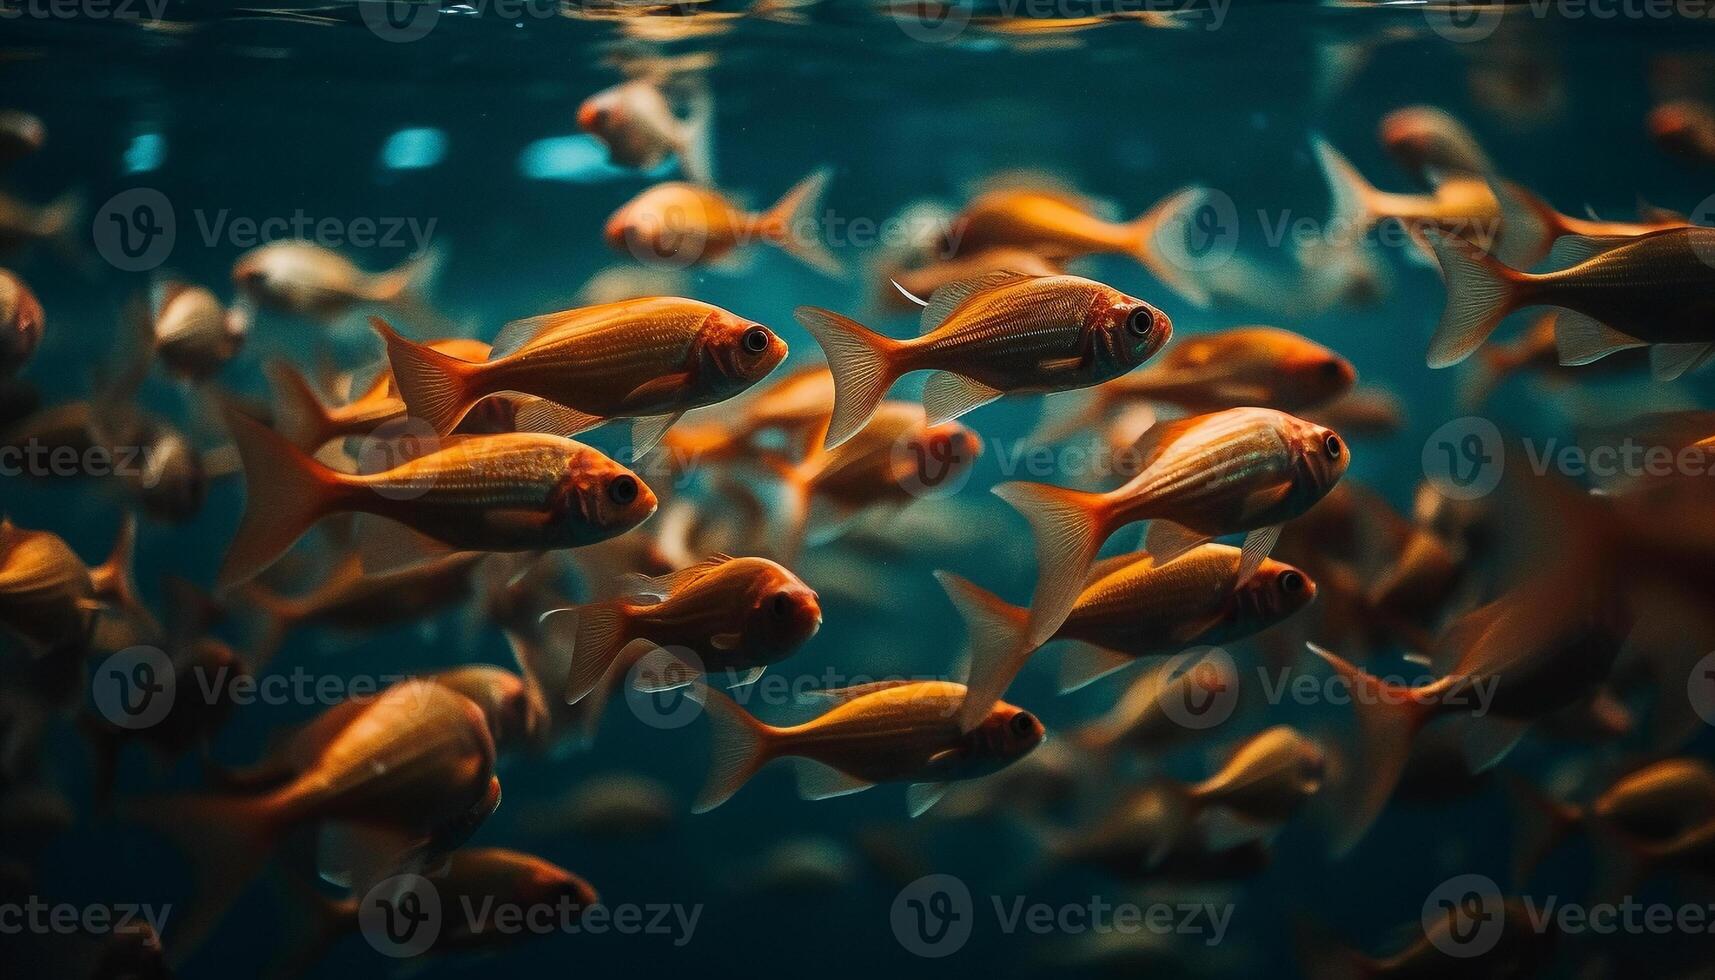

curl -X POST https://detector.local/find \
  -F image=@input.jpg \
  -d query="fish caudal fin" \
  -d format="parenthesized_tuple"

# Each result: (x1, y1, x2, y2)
(690, 684, 775, 813)
(264, 360, 336, 451)
(1310, 135, 1378, 242)
(371, 316, 481, 434)
(371, 245, 444, 308)
(676, 84, 717, 186)
(933, 571, 1035, 733)
(1302, 643, 1433, 857)
(793, 306, 902, 449)
(762, 167, 842, 277)
(543, 602, 632, 707)
(991, 481, 1109, 647)
(1422, 229, 1520, 369)
(122, 791, 282, 965)
(216, 403, 345, 594)
(1129, 185, 1216, 308)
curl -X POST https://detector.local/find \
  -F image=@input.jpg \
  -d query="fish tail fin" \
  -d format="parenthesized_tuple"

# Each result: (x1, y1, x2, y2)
(1488, 178, 1557, 269)
(542, 601, 632, 707)
(1128, 185, 1216, 307)
(793, 306, 902, 449)
(122, 791, 283, 964)
(1303, 642, 1433, 858)
(1310, 135, 1379, 239)
(216, 403, 345, 594)
(762, 166, 842, 277)
(932, 571, 1034, 733)
(677, 82, 717, 186)
(991, 481, 1110, 647)
(690, 683, 776, 813)
(90, 514, 157, 640)
(264, 359, 336, 451)
(371, 315, 480, 434)
(371, 244, 444, 308)
(1422, 229, 1521, 369)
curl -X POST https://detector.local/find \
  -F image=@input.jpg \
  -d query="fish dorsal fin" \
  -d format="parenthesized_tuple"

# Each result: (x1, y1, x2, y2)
(920, 271, 1034, 333)
(489, 314, 563, 359)
(1545, 234, 1635, 270)
(793, 758, 874, 801)
(1128, 415, 1200, 472)
(906, 782, 952, 818)
(801, 679, 919, 705)
(1636, 195, 1686, 225)
(1650, 343, 1715, 382)
(922, 371, 1004, 426)
(618, 553, 736, 599)
(1554, 310, 1646, 367)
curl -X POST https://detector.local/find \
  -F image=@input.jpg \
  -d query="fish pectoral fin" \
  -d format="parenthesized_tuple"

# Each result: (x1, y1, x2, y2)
(710, 632, 743, 652)
(1650, 342, 1715, 382)
(1036, 355, 1085, 374)
(792, 758, 875, 801)
(906, 782, 952, 819)
(629, 412, 683, 457)
(922, 371, 1004, 426)
(727, 666, 766, 688)
(316, 821, 426, 895)
(629, 642, 703, 692)
(1142, 520, 1208, 565)
(1553, 311, 1647, 367)
(513, 396, 605, 437)
(1236, 524, 1283, 586)
(1057, 643, 1141, 694)
(355, 516, 456, 575)
(1167, 612, 1228, 645)
(1463, 715, 1532, 774)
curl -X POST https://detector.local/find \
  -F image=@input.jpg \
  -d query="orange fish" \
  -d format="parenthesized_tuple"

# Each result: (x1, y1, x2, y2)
(0, 190, 78, 257)
(231, 241, 439, 320)
(692, 679, 1044, 816)
(215, 405, 657, 590)
(376, 302, 787, 453)
(265, 339, 501, 451)
(996, 407, 1349, 645)
(1376, 105, 1493, 183)
(0, 516, 145, 657)
(937, 544, 1315, 729)
(1423, 226, 1715, 378)
(578, 77, 713, 184)
(604, 169, 840, 275)
(549, 552, 822, 707)
(1649, 98, 1715, 168)
(661, 364, 834, 467)
(939, 184, 1214, 306)
(1487, 177, 1685, 269)
(798, 271, 1171, 448)
(126, 679, 500, 956)
(0, 268, 42, 378)
(1314, 136, 1503, 252)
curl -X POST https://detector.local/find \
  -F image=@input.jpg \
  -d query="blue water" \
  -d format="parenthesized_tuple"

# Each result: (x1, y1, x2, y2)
(5, 4, 1715, 978)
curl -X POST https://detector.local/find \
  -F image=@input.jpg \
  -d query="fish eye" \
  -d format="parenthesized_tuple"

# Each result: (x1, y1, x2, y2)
(607, 474, 639, 506)
(770, 591, 792, 617)
(1279, 570, 1305, 595)
(1320, 359, 1346, 378)
(1009, 711, 1037, 736)
(743, 326, 771, 354)
(1322, 433, 1344, 459)
(1125, 307, 1153, 338)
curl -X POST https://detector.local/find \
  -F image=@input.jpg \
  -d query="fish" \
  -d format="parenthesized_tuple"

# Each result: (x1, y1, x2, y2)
(273, 847, 597, 976)
(938, 184, 1216, 306)
(1376, 105, 1493, 183)
(1486, 176, 1686, 269)
(132, 281, 248, 382)
(734, 836, 858, 895)
(1511, 758, 1715, 883)
(994, 406, 1350, 645)
(375, 302, 787, 453)
(0, 110, 44, 167)
(604, 169, 841, 275)
(797, 271, 1172, 448)
(0, 191, 79, 257)
(935, 544, 1316, 730)
(1313, 136, 1503, 254)
(231, 241, 440, 321)
(1422, 226, 1715, 379)
(214, 403, 658, 590)
(691, 679, 1044, 817)
(1648, 98, 1715, 168)
(0, 268, 43, 378)
(573, 263, 694, 306)
(517, 773, 676, 839)
(125, 679, 500, 957)
(549, 552, 822, 710)
(578, 77, 713, 183)
(660, 363, 834, 467)
(1034, 326, 1356, 444)
(0, 516, 145, 658)
(1177, 726, 1325, 846)
(265, 339, 499, 451)
(1072, 649, 1245, 756)
(1034, 781, 1269, 880)
(1303, 385, 1403, 440)
(1306, 564, 1631, 856)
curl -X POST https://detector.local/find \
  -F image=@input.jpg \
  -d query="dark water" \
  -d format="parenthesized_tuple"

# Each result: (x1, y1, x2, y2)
(5, 3, 1715, 979)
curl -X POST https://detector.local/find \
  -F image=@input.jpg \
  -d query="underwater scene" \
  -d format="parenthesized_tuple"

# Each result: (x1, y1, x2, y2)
(4, 2, 1715, 978)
